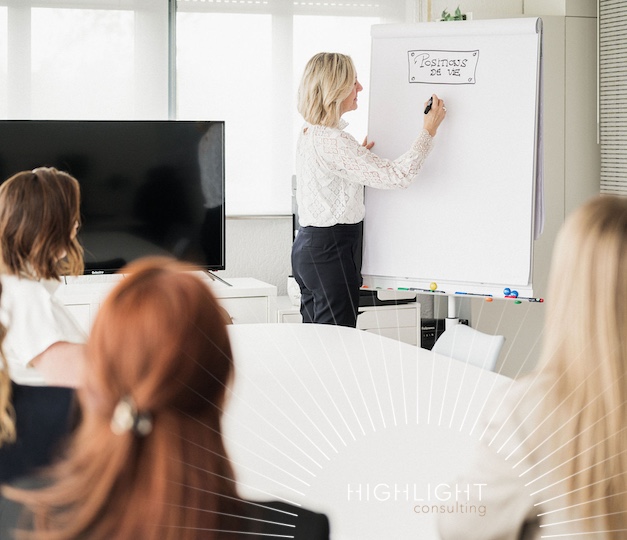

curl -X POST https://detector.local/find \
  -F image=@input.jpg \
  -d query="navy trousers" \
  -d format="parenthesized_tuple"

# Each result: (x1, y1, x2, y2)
(291, 222, 363, 328)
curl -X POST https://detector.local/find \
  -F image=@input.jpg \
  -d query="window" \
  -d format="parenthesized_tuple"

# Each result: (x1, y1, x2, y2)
(1, 0, 168, 120)
(176, 0, 408, 215)
(599, 0, 627, 195)
(1, 0, 410, 214)
(176, 11, 275, 214)
(0, 7, 7, 118)
(30, 8, 136, 119)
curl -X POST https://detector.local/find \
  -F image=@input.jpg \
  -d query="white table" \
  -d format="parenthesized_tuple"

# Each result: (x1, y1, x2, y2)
(224, 324, 511, 539)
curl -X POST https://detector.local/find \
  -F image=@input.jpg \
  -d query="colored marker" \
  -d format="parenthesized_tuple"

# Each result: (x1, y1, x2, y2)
(424, 96, 433, 114)
(455, 291, 493, 298)
(404, 287, 446, 294)
(505, 295, 544, 302)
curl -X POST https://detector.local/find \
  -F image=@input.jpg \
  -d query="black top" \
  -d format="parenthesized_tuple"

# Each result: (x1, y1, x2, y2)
(0, 383, 77, 483)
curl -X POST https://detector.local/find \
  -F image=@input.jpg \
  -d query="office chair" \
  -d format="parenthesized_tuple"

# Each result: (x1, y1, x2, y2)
(431, 323, 505, 371)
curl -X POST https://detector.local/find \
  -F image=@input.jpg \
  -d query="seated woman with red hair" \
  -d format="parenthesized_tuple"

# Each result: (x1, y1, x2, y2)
(0, 257, 330, 540)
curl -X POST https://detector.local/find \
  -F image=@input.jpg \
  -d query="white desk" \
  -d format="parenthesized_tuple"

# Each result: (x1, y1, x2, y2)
(223, 324, 511, 539)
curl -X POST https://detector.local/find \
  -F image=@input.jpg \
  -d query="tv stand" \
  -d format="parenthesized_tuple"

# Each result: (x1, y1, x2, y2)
(59, 276, 277, 327)
(205, 270, 232, 287)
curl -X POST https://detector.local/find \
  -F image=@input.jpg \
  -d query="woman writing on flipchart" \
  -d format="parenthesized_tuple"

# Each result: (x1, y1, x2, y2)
(291, 52, 447, 328)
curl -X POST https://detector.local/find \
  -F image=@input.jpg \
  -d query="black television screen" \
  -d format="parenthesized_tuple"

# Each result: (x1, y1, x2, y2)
(0, 120, 225, 274)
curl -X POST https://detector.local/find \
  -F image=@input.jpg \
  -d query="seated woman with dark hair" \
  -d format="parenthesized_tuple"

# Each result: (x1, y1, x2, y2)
(0, 257, 330, 540)
(0, 167, 86, 482)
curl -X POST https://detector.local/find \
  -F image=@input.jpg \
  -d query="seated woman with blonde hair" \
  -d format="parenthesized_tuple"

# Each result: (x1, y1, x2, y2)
(438, 195, 627, 539)
(0, 257, 330, 540)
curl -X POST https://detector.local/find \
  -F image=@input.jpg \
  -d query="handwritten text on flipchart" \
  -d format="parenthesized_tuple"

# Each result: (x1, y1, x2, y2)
(408, 50, 479, 84)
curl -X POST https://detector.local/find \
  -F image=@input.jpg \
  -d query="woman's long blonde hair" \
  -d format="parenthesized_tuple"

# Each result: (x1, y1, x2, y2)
(538, 195, 627, 535)
(297, 52, 356, 128)
(0, 167, 84, 279)
(0, 282, 15, 447)
(3, 257, 242, 539)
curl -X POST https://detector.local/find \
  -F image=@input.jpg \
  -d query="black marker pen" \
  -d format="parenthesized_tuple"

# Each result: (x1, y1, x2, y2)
(424, 96, 433, 114)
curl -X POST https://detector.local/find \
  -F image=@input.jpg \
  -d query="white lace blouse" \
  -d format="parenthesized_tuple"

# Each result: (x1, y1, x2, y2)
(295, 120, 434, 227)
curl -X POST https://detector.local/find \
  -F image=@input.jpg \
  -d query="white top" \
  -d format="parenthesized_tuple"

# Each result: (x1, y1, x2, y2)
(295, 120, 434, 227)
(0, 274, 87, 386)
(437, 376, 604, 540)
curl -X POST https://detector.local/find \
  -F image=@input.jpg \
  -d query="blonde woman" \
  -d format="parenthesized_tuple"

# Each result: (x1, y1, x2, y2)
(291, 52, 446, 328)
(438, 195, 627, 539)
(0, 257, 329, 540)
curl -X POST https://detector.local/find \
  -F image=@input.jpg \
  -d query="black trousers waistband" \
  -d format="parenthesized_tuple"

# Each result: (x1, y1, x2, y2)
(299, 222, 363, 236)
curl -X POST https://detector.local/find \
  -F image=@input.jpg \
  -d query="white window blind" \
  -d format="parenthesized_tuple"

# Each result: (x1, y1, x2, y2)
(600, 0, 627, 195)
(0, 0, 169, 120)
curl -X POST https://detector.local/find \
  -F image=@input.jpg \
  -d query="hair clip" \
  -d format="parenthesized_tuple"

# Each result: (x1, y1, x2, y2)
(110, 395, 153, 437)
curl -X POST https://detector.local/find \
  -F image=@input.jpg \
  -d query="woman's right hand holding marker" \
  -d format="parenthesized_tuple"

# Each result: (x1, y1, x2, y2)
(423, 93, 447, 137)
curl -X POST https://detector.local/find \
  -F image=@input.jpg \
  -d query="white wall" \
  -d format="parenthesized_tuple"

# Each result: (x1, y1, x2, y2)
(217, 216, 293, 296)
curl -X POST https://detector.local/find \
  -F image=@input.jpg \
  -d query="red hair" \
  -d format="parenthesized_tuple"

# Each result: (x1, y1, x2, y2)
(5, 257, 242, 539)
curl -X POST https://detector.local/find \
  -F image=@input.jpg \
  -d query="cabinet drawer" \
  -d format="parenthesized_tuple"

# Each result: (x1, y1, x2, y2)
(220, 297, 268, 324)
(280, 312, 303, 324)
(65, 303, 92, 334)
(357, 306, 417, 330)
(366, 327, 418, 346)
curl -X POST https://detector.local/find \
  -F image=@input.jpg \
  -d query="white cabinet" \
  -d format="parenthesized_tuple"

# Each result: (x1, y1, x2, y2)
(64, 303, 94, 335)
(57, 275, 121, 333)
(57, 274, 277, 329)
(356, 303, 420, 346)
(208, 277, 277, 324)
(277, 296, 421, 346)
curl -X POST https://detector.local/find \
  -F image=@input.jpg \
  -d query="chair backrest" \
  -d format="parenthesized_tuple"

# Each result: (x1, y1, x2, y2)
(431, 324, 505, 371)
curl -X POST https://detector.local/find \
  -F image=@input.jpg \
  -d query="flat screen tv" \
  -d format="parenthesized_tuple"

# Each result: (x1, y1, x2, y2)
(0, 120, 225, 274)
